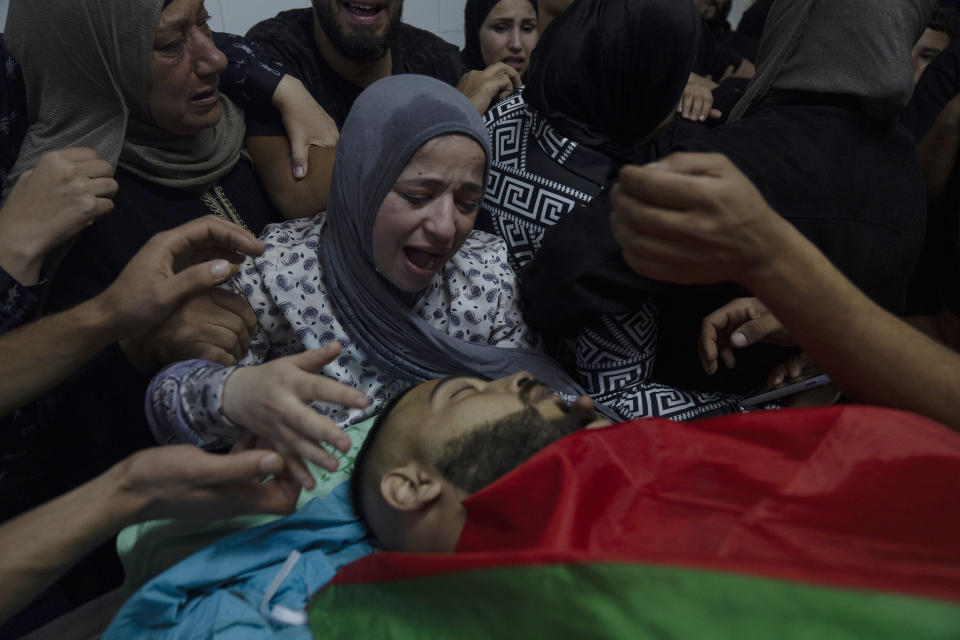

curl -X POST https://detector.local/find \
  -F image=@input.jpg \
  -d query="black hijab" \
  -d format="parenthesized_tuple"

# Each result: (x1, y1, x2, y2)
(523, 0, 700, 162)
(462, 0, 539, 71)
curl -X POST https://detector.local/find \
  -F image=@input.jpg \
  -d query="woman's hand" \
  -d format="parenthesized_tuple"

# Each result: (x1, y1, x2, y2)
(457, 62, 522, 113)
(677, 73, 722, 122)
(220, 343, 370, 489)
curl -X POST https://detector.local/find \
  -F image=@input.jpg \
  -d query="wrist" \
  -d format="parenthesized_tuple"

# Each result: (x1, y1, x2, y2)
(89, 460, 148, 530)
(737, 215, 811, 294)
(0, 232, 46, 286)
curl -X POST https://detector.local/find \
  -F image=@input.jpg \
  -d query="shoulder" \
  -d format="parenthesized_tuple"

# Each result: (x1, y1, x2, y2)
(257, 213, 327, 252)
(245, 9, 314, 63)
(246, 8, 312, 37)
(395, 25, 465, 83)
(483, 89, 528, 127)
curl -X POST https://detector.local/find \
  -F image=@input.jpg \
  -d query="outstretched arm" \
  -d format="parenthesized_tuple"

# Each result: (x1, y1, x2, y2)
(611, 152, 960, 429)
(0, 216, 263, 417)
(0, 440, 298, 625)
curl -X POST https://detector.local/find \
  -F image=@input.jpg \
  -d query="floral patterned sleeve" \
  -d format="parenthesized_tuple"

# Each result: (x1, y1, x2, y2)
(0, 266, 42, 335)
(145, 257, 275, 447)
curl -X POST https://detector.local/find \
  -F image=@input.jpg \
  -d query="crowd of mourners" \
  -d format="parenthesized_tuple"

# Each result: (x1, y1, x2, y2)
(1, 0, 960, 635)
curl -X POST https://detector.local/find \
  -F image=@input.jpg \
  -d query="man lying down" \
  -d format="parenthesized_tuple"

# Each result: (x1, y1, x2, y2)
(106, 373, 960, 638)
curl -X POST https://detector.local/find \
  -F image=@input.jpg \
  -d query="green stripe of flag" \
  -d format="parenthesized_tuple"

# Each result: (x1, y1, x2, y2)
(310, 562, 960, 639)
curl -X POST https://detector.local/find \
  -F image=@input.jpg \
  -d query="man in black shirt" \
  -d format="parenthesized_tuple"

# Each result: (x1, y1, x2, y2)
(244, 0, 516, 218)
(246, 1, 466, 129)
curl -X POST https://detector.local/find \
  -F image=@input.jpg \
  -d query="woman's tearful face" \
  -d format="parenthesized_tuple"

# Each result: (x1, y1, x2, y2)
(371, 134, 487, 292)
(148, 0, 228, 134)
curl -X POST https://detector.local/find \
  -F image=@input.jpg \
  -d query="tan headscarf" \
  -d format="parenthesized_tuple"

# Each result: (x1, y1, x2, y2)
(729, 0, 936, 123)
(3, 0, 245, 195)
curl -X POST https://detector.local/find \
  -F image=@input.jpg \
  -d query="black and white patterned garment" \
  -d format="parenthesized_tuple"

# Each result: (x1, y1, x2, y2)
(481, 91, 742, 421)
(147, 215, 541, 448)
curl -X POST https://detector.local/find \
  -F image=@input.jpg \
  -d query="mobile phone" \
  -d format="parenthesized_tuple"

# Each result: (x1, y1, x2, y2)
(741, 369, 833, 407)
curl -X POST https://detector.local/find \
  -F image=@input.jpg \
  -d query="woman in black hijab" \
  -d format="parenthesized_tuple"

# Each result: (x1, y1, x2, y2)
(481, 0, 743, 421)
(462, 0, 539, 77)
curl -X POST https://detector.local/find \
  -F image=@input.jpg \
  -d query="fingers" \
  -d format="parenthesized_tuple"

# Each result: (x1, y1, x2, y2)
(730, 313, 783, 348)
(162, 260, 240, 306)
(76, 157, 116, 180)
(209, 288, 258, 334)
(52, 147, 100, 163)
(699, 315, 722, 375)
(767, 353, 811, 386)
(161, 215, 265, 262)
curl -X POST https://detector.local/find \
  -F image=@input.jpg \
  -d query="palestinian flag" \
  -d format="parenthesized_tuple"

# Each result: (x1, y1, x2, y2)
(309, 406, 960, 638)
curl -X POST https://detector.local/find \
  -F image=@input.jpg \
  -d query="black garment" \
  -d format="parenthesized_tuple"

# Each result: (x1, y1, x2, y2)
(737, 0, 774, 42)
(461, 0, 538, 71)
(523, 0, 700, 162)
(693, 19, 743, 82)
(943, 251, 960, 316)
(0, 34, 27, 189)
(34, 162, 282, 507)
(902, 41, 960, 313)
(524, 93, 926, 392)
(902, 39, 960, 142)
(245, 9, 466, 132)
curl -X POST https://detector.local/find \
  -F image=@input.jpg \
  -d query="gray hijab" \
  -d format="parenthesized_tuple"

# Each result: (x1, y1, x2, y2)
(3, 0, 244, 194)
(320, 75, 590, 398)
(729, 0, 936, 122)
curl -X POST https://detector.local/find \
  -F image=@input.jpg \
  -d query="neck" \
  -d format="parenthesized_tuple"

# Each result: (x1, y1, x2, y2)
(313, 13, 393, 88)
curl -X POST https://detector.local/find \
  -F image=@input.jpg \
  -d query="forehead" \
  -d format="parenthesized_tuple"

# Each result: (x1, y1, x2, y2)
(486, 0, 538, 21)
(398, 134, 486, 178)
(157, 0, 206, 30)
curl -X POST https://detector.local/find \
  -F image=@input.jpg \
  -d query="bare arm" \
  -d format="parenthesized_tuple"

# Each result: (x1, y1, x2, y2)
(0, 216, 263, 417)
(0, 443, 297, 624)
(247, 136, 336, 219)
(611, 152, 960, 429)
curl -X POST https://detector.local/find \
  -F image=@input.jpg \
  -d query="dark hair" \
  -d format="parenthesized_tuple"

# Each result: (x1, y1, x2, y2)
(349, 386, 417, 530)
(462, 0, 539, 71)
(433, 402, 595, 495)
(931, 3, 960, 41)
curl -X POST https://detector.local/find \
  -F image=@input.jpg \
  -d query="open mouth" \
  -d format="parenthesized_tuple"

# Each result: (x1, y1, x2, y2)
(404, 247, 443, 273)
(502, 56, 526, 71)
(191, 87, 219, 105)
(343, 1, 386, 20)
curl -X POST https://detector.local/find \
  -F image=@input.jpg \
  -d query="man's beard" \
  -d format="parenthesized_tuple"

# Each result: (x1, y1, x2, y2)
(434, 381, 598, 495)
(313, 0, 403, 63)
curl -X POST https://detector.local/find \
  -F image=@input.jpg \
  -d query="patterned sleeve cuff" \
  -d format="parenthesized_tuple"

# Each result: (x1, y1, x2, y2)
(145, 360, 246, 448)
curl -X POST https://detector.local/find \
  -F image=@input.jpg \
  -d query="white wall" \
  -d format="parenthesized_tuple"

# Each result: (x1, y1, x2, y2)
(0, 1, 465, 46)
(0, 0, 756, 46)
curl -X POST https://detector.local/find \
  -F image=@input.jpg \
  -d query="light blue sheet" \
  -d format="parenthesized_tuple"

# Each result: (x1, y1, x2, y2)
(103, 482, 375, 639)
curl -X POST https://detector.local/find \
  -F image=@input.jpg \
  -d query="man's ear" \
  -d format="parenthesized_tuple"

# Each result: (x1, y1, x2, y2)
(380, 463, 443, 512)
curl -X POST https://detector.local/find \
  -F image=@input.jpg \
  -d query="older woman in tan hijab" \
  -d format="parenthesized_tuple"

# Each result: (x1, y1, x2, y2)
(1, 0, 316, 513)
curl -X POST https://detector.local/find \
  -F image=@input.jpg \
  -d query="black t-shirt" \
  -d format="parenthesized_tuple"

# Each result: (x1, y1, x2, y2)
(245, 9, 466, 133)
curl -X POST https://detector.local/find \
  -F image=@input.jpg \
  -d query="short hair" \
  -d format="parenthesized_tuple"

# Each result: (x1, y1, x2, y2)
(349, 386, 416, 530)
(931, 3, 960, 41)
